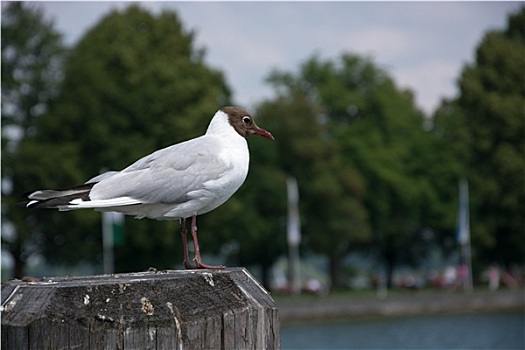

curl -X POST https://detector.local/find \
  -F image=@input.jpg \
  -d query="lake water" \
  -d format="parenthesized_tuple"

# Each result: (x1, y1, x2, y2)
(281, 311, 524, 349)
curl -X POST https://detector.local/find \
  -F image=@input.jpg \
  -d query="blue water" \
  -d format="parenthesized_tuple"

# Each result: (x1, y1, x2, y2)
(281, 311, 524, 349)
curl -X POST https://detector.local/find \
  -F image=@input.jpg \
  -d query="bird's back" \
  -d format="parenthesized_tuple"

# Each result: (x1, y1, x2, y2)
(89, 132, 250, 220)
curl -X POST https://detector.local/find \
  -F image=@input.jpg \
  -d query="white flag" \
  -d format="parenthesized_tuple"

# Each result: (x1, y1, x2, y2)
(287, 177, 301, 246)
(457, 179, 470, 245)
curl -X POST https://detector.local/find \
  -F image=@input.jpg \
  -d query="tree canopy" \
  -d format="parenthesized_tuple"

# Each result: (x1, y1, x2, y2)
(255, 53, 446, 288)
(2, 2, 66, 277)
(3, 4, 523, 289)
(434, 7, 525, 269)
(3, 5, 232, 276)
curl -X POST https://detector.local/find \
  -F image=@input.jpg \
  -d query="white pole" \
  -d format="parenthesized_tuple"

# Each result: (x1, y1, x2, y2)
(458, 179, 473, 292)
(287, 177, 301, 295)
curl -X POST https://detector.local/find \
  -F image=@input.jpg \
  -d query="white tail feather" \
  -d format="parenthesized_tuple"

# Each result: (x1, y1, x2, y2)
(63, 197, 142, 209)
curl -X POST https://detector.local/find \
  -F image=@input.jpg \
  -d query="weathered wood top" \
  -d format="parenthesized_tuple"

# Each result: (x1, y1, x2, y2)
(1, 267, 280, 350)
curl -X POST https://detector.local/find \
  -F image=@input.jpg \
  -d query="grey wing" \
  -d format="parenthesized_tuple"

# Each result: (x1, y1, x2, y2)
(86, 171, 119, 184)
(89, 137, 231, 204)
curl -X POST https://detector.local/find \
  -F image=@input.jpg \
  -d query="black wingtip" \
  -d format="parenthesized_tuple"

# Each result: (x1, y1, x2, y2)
(16, 200, 40, 209)
(16, 201, 30, 208)
(17, 183, 96, 209)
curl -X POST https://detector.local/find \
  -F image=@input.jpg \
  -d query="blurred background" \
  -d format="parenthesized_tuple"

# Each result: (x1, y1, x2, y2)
(2, 2, 523, 349)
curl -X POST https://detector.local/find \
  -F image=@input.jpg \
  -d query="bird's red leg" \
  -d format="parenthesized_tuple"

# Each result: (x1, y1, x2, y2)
(190, 214, 225, 269)
(180, 218, 195, 269)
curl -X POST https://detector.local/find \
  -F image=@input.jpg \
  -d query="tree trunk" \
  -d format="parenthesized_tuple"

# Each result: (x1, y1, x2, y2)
(260, 262, 271, 290)
(11, 240, 26, 279)
(383, 248, 396, 289)
(385, 260, 395, 289)
(329, 253, 343, 290)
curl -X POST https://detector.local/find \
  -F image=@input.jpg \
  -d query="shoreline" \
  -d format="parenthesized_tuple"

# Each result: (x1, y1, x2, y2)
(276, 289, 524, 324)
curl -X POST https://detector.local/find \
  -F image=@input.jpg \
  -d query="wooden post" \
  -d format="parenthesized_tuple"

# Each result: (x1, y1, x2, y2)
(1, 268, 280, 349)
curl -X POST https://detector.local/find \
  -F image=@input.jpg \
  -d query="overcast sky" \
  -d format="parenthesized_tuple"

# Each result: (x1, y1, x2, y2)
(37, 1, 521, 116)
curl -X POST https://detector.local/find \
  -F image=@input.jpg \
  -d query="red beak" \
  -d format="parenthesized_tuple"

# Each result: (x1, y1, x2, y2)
(254, 127, 274, 140)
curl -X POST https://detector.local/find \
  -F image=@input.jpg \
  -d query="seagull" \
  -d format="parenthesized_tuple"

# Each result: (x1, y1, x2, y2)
(19, 106, 274, 269)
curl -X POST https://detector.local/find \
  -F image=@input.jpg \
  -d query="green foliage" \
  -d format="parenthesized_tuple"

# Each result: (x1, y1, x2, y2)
(262, 53, 446, 287)
(39, 6, 230, 174)
(5, 3, 522, 288)
(454, 7, 525, 267)
(6, 5, 232, 275)
(257, 93, 370, 263)
(2, 2, 67, 277)
(1, 2, 64, 131)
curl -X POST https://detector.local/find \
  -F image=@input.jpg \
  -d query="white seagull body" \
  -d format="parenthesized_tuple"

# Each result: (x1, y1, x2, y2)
(21, 106, 274, 269)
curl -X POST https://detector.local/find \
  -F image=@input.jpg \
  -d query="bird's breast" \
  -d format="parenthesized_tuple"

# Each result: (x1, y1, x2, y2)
(216, 142, 250, 192)
(195, 141, 250, 215)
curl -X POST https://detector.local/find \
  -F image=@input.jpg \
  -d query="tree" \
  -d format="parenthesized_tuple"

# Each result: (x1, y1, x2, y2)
(263, 54, 444, 288)
(255, 58, 371, 289)
(11, 5, 231, 274)
(437, 7, 525, 270)
(1, 2, 66, 278)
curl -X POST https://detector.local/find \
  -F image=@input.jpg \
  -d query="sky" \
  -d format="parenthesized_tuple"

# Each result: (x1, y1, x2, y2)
(34, 2, 522, 115)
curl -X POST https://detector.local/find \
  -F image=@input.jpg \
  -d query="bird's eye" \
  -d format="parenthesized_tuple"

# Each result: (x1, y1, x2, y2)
(242, 116, 252, 124)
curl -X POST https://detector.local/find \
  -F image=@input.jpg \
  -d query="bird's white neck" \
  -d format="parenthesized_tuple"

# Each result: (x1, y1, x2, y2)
(206, 110, 241, 139)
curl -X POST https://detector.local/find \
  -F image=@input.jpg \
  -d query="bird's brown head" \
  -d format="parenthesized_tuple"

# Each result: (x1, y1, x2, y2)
(222, 106, 274, 140)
